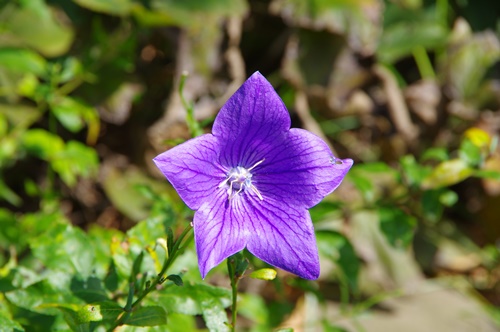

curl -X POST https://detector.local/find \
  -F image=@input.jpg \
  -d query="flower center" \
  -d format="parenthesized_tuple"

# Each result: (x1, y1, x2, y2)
(218, 159, 264, 201)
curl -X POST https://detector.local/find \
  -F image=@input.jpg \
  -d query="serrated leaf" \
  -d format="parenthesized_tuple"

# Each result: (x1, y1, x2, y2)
(378, 207, 416, 248)
(126, 306, 167, 327)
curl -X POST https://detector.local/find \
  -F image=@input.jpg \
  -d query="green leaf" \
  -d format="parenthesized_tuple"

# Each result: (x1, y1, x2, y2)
(70, 276, 109, 303)
(0, 0, 74, 57)
(378, 207, 416, 248)
(269, 0, 380, 55)
(49, 96, 100, 136)
(378, 4, 448, 63)
(316, 230, 360, 291)
(400, 154, 429, 186)
(30, 223, 96, 278)
(51, 140, 99, 187)
(421, 189, 445, 223)
(421, 147, 449, 162)
(127, 216, 167, 248)
(72, 0, 134, 16)
(77, 304, 103, 322)
(22, 129, 65, 160)
(78, 302, 122, 323)
(459, 138, 483, 166)
(444, 28, 500, 100)
(155, 282, 231, 331)
(0, 48, 47, 75)
(133, 0, 248, 28)
(237, 293, 268, 326)
(474, 169, 500, 180)
(0, 103, 41, 129)
(166, 274, 183, 286)
(421, 159, 474, 189)
(126, 306, 167, 326)
(5, 275, 84, 315)
(439, 190, 458, 207)
(0, 310, 24, 331)
(347, 172, 374, 202)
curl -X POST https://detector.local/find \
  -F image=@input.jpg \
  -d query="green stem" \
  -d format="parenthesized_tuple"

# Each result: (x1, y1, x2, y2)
(107, 224, 193, 331)
(178, 71, 203, 137)
(412, 46, 436, 80)
(113, 282, 135, 328)
(131, 224, 193, 307)
(230, 275, 238, 332)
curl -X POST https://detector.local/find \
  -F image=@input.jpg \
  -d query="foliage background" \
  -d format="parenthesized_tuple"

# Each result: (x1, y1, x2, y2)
(1, 0, 500, 331)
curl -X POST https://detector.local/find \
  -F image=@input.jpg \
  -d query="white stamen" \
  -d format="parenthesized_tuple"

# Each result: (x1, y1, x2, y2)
(218, 159, 264, 201)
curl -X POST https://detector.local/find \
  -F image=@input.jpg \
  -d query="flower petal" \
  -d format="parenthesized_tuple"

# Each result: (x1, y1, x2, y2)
(152, 134, 225, 210)
(255, 128, 353, 208)
(212, 72, 291, 168)
(244, 195, 320, 279)
(194, 191, 249, 278)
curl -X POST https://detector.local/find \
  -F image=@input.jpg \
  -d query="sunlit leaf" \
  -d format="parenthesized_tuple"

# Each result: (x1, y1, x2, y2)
(22, 129, 65, 160)
(421, 159, 474, 189)
(249, 268, 277, 281)
(464, 127, 492, 148)
(0, 48, 47, 75)
(0, 0, 74, 57)
(0, 311, 24, 331)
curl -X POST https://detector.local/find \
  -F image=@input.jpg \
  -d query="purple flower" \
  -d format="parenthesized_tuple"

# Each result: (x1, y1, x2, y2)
(153, 72, 353, 279)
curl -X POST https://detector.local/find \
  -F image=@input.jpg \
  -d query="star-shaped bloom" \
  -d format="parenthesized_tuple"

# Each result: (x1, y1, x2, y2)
(153, 72, 353, 279)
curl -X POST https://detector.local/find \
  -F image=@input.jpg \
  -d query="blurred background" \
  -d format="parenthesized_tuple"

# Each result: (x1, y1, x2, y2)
(1, 0, 500, 331)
